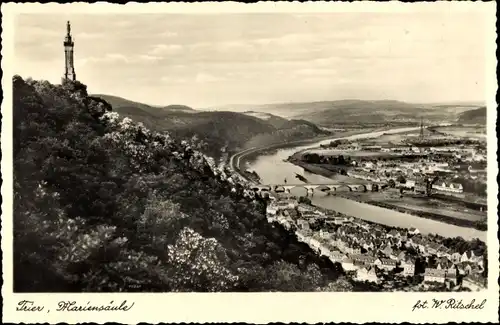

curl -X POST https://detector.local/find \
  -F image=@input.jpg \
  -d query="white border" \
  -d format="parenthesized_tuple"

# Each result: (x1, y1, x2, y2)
(2, 2, 498, 324)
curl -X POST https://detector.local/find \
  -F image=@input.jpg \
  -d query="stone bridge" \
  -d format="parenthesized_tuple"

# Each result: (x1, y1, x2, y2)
(251, 183, 379, 196)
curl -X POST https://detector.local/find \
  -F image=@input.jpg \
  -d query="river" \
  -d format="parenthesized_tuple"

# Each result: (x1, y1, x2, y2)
(246, 127, 486, 241)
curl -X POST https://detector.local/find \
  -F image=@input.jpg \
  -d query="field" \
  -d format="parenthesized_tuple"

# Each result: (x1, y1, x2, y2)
(433, 125, 487, 140)
(367, 133, 409, 144)
(304, 149, 415, 159)
(287, 160, 369, 185)
(341, 190, 486, 223)
(308, 149, 385, 156)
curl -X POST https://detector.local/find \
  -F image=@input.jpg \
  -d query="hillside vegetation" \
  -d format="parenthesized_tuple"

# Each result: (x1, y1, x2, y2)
(93, 95, 330, 158)
(13, 76, 349, 292)
(241, 111, 330, 149)
(457, 106, 487, 125)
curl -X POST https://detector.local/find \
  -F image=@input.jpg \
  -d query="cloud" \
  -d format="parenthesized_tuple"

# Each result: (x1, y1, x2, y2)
(106, 53, 129, 62)
(137, 54, 162, 62)
(216, 40, 254, 51)
(149, 44, 183, 56)
(195, 72, 223, 83)
(81, 53, 163, 66)
(292, 68, 339, 77)
(13, 12, 491, 107)
(76, 32, 104, 39)
(17, 25, 60, 38)
(112, 20, 135, 28)
(252, 33, 316, 47)
(161, 76, 187, 83)
(159, 31, 178, 38)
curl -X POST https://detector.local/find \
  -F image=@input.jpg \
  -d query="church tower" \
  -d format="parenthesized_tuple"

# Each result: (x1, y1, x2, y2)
(63, 21, 76, 81)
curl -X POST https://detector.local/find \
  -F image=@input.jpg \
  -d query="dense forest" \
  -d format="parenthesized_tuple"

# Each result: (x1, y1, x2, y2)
(13, 76, 351, 292)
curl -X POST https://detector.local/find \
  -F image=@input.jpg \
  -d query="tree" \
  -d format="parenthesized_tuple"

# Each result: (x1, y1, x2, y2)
(337, 155, 346, 165)
(426, 176, 439, 197)
(388, 179, 396, 188)
(329, 140, 340, 148)
(264, 261, 327, 291)
(135, 195, 188, 251)
(166, 228, 239, 292)
(298, 196, 312, 205)
(304, 153, 321, 164)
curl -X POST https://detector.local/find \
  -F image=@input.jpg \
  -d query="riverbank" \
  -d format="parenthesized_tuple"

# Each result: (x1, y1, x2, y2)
(288, 157, 346, 177)
(240, 125, 487, 240)
(267, 197, 487, 292)
(285, 156, 488, 231)
(286, 151, 487, 232)
(234, 128, 382, 171)
(285, 159, 368, 184)
(333, 192, 487, 231)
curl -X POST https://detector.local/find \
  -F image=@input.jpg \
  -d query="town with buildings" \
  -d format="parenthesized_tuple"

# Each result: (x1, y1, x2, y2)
(287, 123, 488, 236)
(265, 196, 487, 292)
(306, 124, 487, 199)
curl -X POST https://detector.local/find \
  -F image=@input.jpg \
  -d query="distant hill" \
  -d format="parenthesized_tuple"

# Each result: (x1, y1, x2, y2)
(426, 101, 485, 107)
(243, 111, 318, 130)
(92, 94, 153, 111)
(289, 119, 325, 133)
(165, 111, 276, 156)
(163, 104, 196, 112)
(457, 106, 487, 125)
(92, 94, 195, 116)
(293, 100, 425, 126)
(240, 111, 330, 149)
(236, 100, 483, 128)
(92, 95, 329, 158)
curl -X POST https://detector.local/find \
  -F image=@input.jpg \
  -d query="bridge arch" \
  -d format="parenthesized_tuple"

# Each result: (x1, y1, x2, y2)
(280, 185, 309, 192)
(259, 182, 378, 194)
(335, 184, 352, 192)
(349, 184, 367, 192)
(274, 185, 286, 192)
(316, 185, 332, 192)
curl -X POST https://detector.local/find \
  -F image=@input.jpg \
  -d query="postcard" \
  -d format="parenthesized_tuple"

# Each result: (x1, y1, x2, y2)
(1, 2, 498, 323)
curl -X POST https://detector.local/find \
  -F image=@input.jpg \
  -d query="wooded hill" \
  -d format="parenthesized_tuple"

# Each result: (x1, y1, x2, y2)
(93, 94, 330, 159)
(220, 100, 483, 128)
(457, 106, 487, 125)
(13, 76, 350, 292)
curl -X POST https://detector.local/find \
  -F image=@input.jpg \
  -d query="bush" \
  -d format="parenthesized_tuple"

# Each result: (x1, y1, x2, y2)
(298, 196, 312, 205)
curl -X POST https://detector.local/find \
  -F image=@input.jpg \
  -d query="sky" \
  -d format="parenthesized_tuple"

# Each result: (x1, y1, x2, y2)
(14, 12, 491, 108)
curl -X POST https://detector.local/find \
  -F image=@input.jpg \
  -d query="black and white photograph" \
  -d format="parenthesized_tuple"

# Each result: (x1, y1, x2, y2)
(2, 3, 497, 321)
